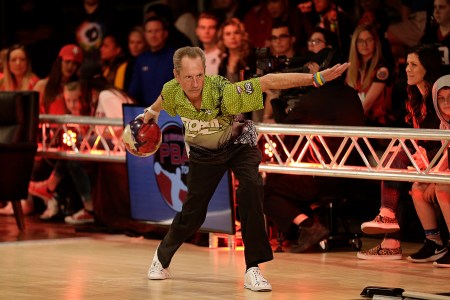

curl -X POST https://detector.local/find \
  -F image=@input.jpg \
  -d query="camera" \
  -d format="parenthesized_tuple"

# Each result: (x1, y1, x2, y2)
(255, 47, 309, 75)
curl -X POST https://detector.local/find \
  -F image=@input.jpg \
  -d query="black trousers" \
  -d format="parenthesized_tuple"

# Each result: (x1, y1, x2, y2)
(157, 144, 273, 268)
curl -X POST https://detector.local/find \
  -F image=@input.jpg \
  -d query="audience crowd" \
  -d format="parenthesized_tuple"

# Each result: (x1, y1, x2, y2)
(0, 0, 450, 267)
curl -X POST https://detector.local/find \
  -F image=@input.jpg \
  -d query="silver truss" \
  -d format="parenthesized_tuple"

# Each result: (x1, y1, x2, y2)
(257, 123, 450, 184)
(37, 115, 450, 183)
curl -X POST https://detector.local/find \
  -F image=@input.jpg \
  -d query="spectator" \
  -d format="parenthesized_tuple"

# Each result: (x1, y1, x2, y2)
(357, 44, 443, 260)
(195, 12, 221, 75)
(34, 44, 83, 114)
(407, 74, 450, 267)
(346, 24, 394, 126)
(421, 0, 450, 75)
(100, 33, 125, 85)
(0, 44, 39, 91)
(387, 0, 434, 62)
(65, 0, 118, 62)
(312, 0, 355, 58)
(243, 0, 290, 49)
(114, 26, 148, 91)
(261, 21, 298, 123)
(127, 16, 175, 106)
(217, 18, 255, 83)
(143, 2, 192, 49)
(28, 81, 93, 223)
(264, 49, 364, 253)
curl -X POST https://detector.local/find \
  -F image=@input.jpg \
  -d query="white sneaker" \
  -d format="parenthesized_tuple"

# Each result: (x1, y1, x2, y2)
(40, 198, 59, 220)
(244, 267, 272, 292)
(148, 248, 170, 280)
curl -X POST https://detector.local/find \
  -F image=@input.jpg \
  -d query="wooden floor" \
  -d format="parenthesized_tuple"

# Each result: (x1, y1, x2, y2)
(1, 215, 450, 300)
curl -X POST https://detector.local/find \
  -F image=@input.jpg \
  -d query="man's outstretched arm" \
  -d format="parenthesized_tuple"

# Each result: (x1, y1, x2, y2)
(258, 62, 350, 92)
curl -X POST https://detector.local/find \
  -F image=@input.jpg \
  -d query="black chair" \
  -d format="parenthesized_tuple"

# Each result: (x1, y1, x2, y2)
(0, 91, 39, 230)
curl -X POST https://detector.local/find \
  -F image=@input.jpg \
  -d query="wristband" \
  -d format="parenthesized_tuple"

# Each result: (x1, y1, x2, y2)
(313, 72, 326, 87)
(145, 105, 160, 117)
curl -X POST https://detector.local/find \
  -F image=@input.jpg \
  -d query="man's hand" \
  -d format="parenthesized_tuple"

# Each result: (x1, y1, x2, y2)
(319, 62, 350, 83)
(143, 109, 158, 124)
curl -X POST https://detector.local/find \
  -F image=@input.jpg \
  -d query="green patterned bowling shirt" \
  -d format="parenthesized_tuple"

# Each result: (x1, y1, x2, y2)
(161, 75, 263, 150)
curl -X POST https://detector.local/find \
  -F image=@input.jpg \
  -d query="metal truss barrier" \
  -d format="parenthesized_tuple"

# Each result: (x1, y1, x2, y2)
(38, 114, 126, 163)
(38, 115, 450, 184)
(256, 123, 450, 184)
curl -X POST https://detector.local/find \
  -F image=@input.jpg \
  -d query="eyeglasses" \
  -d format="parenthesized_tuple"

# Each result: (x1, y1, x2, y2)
(307, 39, 325, 46)
(356, 38, 374, 46)
(271, 34, 290, 41)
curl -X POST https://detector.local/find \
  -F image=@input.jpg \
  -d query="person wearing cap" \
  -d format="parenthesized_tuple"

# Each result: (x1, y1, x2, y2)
(25, 44, 84, 221)
(33, 44, 83, 114)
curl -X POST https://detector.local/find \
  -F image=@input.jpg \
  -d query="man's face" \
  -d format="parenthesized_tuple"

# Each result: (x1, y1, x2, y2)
(174, 56, 205, 102)
(144, 20, 168, 52)
(196, 18, 218, 45)
(270, 26, 295, 56)
(434, 0, 450, 26)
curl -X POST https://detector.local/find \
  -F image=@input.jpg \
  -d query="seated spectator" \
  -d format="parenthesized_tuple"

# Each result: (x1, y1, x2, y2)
(421, 0, 450, 75)
(261, 21, 298, 123)
(312, 0, 355, 58)
(217, 18, 255, 83)
(346, 24, 394, 127)
(100, 33, 126, 85)
(0, 44, 40, 215)
(243, 0, 290, 49)
(264, 49, 365, 253)
(79, 61, 134, 118)
(114, 26, 148, 91)
(0, 44, 39, 91)
(357, 44, 443, 260)
(407, 74, 450, 267)
(28, 81, 93, 222)
(34, 44, 83, 114)
(143, 2, 192, 49)
(195, 12, 221, 75)
(387, 0, 434, 62)
(127, 16, 175, 106)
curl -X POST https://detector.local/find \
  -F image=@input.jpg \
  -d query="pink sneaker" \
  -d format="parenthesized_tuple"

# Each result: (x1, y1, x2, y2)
(64, 209, 94, 225)
(28, 180, 54, 202)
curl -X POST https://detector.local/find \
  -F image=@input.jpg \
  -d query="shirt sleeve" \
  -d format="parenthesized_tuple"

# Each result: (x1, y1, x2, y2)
(221, 78, 264, 115)
(373, 65, 390, 84)
(160, 79, 179, 117)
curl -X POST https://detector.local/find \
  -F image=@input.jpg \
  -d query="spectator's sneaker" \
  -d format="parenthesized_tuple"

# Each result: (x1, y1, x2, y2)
(433, 251, 450, 268)
(244, 267, 272, 292)
(407, 239, 447, 263)
(361, 215, 400, 234)
(28, 180, 53, 202)
(40, 197, 59, 220)
(357, 244, 402, 260)
(291, 219, 329, 253)
(148, 248, 171, 280)
(64, 209, 94, 225)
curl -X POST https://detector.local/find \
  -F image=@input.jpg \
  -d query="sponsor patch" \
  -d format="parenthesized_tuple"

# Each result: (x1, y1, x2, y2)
(236, 86, 243, 94)
(244, 82, 254, 95)
(376, 67, 389, 81)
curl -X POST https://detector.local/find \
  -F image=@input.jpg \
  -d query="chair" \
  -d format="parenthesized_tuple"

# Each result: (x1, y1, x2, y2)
(0, 91, 39, 230)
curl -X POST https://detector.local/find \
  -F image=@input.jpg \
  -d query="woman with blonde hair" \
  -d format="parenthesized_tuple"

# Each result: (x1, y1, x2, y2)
(217, 18, 255, 83)
(346, 24, 393, 126)
(0, 44, 39, 91)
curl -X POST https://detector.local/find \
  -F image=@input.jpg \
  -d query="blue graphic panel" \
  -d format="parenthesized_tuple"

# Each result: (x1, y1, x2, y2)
(123, 105, 235, 234)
